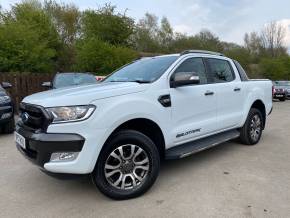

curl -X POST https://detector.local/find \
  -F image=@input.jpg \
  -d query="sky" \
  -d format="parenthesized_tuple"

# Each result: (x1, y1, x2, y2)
(1, 0, 290, 47)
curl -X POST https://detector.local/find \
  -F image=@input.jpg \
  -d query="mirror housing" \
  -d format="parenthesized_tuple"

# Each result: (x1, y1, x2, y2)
(1, 82, 12, 89)
(170, 72, 200, 88)
(42, 81, 52, 88)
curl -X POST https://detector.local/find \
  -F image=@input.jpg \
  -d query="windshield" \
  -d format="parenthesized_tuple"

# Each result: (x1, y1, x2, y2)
(274, 81, 290, 86)
(104, 56, 178, 83)
(53, 73, 97, 88)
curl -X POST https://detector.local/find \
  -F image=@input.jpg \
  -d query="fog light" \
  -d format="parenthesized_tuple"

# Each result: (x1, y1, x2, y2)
(50, 152, 79, 162)
(1, 112, 12, 119)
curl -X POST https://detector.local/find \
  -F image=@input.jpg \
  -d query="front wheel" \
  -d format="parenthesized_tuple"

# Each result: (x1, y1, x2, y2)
(92, 130, 160, 200)
(239, 108, 263, 145)
(279, 97, 286, 101)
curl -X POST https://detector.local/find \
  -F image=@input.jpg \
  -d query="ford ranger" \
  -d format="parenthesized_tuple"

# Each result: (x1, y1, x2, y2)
(15, 50, 273, 200)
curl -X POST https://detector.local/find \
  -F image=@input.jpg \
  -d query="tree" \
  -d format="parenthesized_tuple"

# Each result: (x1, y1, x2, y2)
(75, 38, 137, 74)
(195, 30, 223, 52)
(261, 21, 287, 57)
(0, 0, 60, 72)
(133, 13, 160, 52)
(170, 33, 202, 53)
(81, 4, 134, 46)
(157, 17, 173, 51)
(44, 0, 81, 71)
(244, 32, 263, 55)
(260, 57, 290, 80)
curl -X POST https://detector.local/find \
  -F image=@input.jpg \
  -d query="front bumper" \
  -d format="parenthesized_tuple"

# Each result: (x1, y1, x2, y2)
(273, 93, 286, 99)
(16, 125, 85, 168)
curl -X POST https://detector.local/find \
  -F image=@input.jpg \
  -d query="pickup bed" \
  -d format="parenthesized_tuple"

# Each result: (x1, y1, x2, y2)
(15, 50, 273, 199)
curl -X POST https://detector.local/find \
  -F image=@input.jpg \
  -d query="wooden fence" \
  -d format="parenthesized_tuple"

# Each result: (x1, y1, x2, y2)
(0, 73, 54, 112)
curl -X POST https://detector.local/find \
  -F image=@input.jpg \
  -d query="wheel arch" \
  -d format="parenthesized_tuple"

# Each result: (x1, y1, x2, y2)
(100, 118, 166, 161)
(249, 99, 266, 129)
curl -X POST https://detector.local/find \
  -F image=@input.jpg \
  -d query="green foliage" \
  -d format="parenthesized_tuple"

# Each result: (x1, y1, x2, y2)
(133, 13, 162, 53)
(0, 0, 289, 80)
(74, 38, 137, 74)
(260, 57, 290, 80)
(0, 1, 59, 72)
(81, 4, 134, 46)
(43, 0, 81, 71)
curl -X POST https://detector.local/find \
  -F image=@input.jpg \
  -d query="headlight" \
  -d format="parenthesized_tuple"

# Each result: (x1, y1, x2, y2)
(0, 95, 11, 104)
(46, 105, 96, 124)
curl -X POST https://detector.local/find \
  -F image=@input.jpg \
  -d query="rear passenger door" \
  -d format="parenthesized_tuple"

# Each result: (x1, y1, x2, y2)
(205, 58, 245, 130)
(170, 57, 218, 145)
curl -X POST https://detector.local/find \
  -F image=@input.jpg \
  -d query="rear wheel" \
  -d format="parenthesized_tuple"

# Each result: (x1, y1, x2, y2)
(92, 130, 160, 200)
(239, 108, 263, 145)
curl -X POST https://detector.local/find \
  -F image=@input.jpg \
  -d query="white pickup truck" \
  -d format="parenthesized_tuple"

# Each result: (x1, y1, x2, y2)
(15, 50, 273, 200)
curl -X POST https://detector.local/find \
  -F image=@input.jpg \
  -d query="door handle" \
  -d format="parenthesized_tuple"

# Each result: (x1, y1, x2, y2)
(204, 91, 214, 96)
(234, 87, 241, 92)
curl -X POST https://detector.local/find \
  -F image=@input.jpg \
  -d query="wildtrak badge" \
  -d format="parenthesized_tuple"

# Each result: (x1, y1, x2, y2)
(176, 128, 201, 138)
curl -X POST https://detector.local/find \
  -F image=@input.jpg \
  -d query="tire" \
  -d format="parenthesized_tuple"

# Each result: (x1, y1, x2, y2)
(279, 97, 286, 101)
(239, 108, 263, 145)
(2, 118, 15, 134)
(92, 130, 160, 200)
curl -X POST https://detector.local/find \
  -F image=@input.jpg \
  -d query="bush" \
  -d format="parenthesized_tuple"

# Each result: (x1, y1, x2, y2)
(74, 38, 137, 74)
(0, 23, 57, 73)
(260, 57, 290, 80)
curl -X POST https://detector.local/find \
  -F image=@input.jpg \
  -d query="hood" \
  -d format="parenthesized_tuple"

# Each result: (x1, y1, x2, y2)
(274, 85, 288, 90)
(0, 89, 8, 96)
(23, 82, 148, 107)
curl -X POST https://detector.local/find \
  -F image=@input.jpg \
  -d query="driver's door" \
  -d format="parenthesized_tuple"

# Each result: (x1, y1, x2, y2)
(169, 57, 218, 145)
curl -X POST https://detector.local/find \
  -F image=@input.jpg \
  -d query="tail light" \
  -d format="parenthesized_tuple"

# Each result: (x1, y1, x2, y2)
(272, 86, 275, 96)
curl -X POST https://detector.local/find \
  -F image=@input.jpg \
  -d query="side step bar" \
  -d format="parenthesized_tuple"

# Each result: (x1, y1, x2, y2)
(165, 129, 240, 160)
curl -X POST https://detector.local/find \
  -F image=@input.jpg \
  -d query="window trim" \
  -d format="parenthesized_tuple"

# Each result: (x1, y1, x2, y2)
(204, 57, 236, 84)
(233, 60, 249, 81)
(169, 57, 210, 87)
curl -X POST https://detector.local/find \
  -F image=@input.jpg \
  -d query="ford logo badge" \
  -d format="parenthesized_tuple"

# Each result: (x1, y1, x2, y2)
(22, 112, 29, 123)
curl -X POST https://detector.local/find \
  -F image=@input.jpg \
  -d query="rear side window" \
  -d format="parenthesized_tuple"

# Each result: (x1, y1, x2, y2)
(173, 58, 207, 84)
(234, 60, 249, 81)
(206, 58, 235, 83)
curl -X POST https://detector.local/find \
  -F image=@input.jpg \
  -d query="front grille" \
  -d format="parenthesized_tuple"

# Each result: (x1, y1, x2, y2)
(19, 103, 52, 132)
(275, 88, 284, 93)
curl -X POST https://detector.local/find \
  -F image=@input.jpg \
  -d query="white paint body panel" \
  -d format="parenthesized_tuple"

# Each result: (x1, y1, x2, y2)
(22, 53, 273, 174)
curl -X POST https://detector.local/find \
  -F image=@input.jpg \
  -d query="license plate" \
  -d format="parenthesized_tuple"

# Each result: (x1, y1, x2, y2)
(15, 132, 26, 149)
(275, 95, 283, 97)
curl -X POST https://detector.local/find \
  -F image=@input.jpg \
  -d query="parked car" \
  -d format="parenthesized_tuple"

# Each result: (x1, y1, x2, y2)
(42, 72, 98, 89)
(15, 50, 272, 200)
(273, 81, 290, 100)
(95, 75, 106, 81)
(0, 82, 14, 133)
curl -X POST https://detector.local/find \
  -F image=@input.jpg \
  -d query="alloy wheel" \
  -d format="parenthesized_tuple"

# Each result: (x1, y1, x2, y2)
(104, 144, 150, 190)
(250, 114, 262, 142)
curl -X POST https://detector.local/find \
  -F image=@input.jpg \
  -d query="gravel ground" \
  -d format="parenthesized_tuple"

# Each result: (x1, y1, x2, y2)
(0, 101, 290, 218)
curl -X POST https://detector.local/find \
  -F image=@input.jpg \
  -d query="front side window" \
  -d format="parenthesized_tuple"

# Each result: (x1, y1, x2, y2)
(173, 58, 207, 84)
(206, 58, 235, 83)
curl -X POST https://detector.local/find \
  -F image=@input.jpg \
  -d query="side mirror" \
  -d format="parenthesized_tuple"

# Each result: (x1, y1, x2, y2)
(170, 72, 200, 88)
(42, 81, 52, 88)
(1, 82, 12, 89)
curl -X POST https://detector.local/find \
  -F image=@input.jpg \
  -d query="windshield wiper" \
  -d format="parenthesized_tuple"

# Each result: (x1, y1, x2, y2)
(127, 80, 151, 84)
(109, 80, 151, 84)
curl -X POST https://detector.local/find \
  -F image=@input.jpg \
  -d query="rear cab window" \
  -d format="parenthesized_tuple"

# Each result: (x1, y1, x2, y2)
(233, 60, 249, 81)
